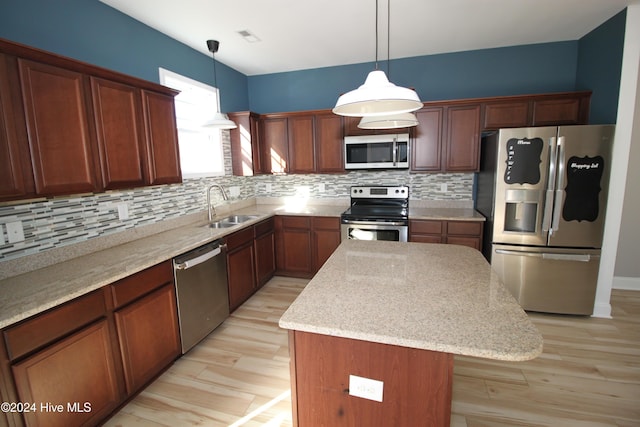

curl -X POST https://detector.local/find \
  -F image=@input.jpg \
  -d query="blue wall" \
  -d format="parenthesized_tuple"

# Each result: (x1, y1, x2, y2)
(249, 41, 580, 113)
(0, 0, 249, 113)
(576, 9, 626, 124)
(0, 0, 626, 121)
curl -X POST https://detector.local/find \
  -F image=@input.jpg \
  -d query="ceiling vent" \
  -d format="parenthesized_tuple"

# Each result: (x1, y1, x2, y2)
(237, 30, 261, 43)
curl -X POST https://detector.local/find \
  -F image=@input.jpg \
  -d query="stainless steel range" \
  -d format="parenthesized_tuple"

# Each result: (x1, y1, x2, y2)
(341, 185, 409, 242)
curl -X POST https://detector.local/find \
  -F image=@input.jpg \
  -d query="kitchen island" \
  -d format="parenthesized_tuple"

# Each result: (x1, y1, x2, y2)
(279, 240, 542, 426)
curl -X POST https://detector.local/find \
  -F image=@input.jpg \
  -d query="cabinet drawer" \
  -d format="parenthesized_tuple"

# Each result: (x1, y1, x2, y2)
(254, 217, 275, 237)
(312, 216, 339, 230)
(111, 261, 173, 309)
(226, 226, 255, 250)
(282, 215, 311, 229)
(410, 220, 442, 235)
(447, 221, 482, 236)
(3, 289, 107, 361)
(410, 235, 443, 244)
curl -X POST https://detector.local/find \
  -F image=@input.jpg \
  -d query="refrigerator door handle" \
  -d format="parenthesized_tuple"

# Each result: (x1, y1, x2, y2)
(494, 249, 592, 262)
(542, 137, 557, 233)
(550, 136, 566, 234)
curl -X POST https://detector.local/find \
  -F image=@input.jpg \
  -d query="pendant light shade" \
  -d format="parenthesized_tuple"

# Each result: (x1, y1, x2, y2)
(333, 70, 422, 117)
(332, 0, 421, 118)
(358, 111, 419, 129)
(202, 39, 237, 130)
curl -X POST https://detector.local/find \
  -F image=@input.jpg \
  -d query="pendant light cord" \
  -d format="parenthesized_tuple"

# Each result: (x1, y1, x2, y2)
(387, 0, 390, 77)
(374, 0, 379, 70)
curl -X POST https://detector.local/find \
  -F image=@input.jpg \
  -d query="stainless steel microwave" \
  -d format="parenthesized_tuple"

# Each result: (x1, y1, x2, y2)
(344, 133, 410, 169)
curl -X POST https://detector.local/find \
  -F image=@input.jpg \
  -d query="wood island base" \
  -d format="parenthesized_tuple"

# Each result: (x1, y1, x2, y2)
(288, 330, 453, 427)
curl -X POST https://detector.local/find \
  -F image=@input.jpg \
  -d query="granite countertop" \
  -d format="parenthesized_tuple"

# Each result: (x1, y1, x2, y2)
(279, 239, 542, 361)
(409, 207, 485, 221)
(0, 200, 484, 330)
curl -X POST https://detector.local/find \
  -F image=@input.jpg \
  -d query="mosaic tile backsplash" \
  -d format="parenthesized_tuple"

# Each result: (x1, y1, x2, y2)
(0, 140, 475, 262)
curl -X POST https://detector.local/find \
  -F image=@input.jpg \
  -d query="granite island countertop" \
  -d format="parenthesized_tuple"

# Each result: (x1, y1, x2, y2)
(279, 239, 542, 361)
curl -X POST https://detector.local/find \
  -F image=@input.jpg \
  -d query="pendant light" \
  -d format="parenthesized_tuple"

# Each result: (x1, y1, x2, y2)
(333, 0, 421, 117)
(359, 0, 419, 129)
(202, 39, 237, 130)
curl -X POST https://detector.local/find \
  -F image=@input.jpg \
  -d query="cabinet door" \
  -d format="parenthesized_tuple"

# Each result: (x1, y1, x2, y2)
(255, 231, 275, 288)
(312, 217, 341, 272)
(91, 77, 148, 190)
(483, 101, 530, 129)
(114, 284, 180, 394)
(532, 97, 583, 126)
(0, 53, 33, 200)
(227, 243, 257, 311)
(141, 90, 182, 185)
(288, 114, 315, 173)
(275, 216, 313, 278)
(444, 104, 481, 171)
(12, 320, 121, 427)
(18, 58, 101, 195)
(315, 112, 344, 173)
(260, 117, 289, 174)
(411, 107, 443, 171)
(228, 111, 261, 176)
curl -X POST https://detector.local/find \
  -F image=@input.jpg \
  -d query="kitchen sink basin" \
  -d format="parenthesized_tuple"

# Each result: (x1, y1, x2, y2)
(224, 214, 259, 223)
(206, 214, 259, 229)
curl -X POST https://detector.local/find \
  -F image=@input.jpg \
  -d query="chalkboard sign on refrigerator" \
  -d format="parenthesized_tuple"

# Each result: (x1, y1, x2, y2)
(504, 137, 544, 185)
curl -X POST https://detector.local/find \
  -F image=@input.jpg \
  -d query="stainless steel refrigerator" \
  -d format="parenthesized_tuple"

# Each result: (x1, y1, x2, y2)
(476, 125, 615, 315)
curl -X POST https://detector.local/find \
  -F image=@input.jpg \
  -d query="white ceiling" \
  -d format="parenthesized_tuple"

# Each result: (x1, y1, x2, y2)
(100, 0, 634, 76)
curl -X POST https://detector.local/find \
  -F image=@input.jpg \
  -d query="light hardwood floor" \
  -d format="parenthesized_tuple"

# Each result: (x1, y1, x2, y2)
(105, 277, 640, 427)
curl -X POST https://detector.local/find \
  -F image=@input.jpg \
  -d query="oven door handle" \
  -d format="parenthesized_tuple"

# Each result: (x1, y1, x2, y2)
(342, 219, 407, 226)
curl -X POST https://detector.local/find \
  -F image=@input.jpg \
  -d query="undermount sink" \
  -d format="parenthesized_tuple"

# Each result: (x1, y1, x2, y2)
(206, 214, 260, 229)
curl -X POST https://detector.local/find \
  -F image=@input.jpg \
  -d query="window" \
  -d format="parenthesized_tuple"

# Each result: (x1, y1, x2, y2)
(159, 68, 225, 178)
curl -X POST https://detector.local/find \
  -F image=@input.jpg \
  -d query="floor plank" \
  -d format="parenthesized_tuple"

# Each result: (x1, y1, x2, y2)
(105, 280, 640, 427)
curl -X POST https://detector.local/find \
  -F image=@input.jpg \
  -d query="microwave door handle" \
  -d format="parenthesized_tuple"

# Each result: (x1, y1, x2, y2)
(392, 138, 398, 166)
(542, 136, 557, 233)
(550, 136, 566, 234)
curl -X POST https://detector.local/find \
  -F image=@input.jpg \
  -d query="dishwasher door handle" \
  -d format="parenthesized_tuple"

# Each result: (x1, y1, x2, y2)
(175, 244, 226, 270)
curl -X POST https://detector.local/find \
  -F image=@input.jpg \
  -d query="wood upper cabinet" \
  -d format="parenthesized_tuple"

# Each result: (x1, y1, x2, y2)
(228, 111, 262, 176)
(141, 90, 181, 185)
(0, 53, 33, 201)
(260, 116, 289, 174)
(411, 103, 480, 172)
(482, 91, 591, 130)
(288, 114, 315, 173)
(18, 58, 102, 195)
(445, 104, 481, 171)
(91, 77, 148, 190)
(411, 107, 443, 171)
(315, 112, 344, 172)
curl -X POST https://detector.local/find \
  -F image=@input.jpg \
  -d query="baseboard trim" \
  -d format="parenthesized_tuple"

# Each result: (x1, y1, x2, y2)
(613, 276, 640, 291)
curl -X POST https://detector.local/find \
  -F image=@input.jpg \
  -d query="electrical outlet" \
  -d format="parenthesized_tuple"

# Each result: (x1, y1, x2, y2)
(318, 183, 326, 193)
(349, 375, 383, 402)
(265, 183, 272, 193)
(229, 186, 240, 198)
(6, 221, 25, 243)
(117, 203, 129, 220)
(440, 183, 448, 192)
(0, 224, 5, 245)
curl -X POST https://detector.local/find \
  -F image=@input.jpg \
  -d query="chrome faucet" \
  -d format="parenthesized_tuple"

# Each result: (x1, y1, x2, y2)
(207, 184, 229, 222)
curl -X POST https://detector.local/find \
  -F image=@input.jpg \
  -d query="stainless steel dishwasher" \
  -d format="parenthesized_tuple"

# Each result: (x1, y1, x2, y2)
(173, 239, 229, 353)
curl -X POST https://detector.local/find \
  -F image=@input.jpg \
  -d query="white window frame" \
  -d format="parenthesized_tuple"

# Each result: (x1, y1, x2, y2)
(159, 67, 225, 178)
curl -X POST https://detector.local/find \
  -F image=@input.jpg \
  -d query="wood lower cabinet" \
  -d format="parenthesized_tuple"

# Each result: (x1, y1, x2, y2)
(1, 260, 182, 427)
(227, 227, 258, 311)
(254, 218, 276, 287)
(12, 320, 121, 427)
(312, 217, 341, 270)
(410, 219, 483, 250)
(275, 215, 341, 278)
(113, 283, 180, 394)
